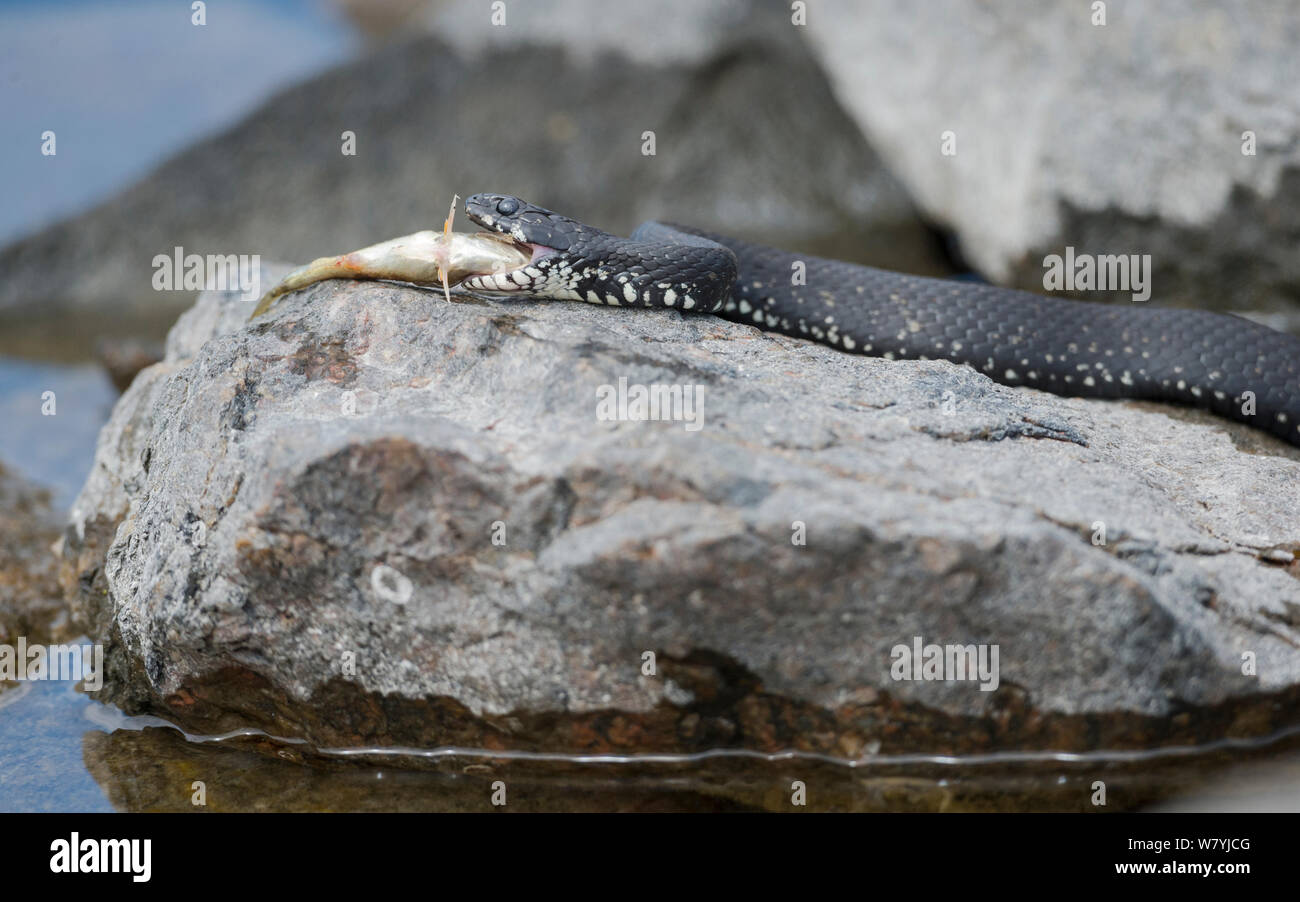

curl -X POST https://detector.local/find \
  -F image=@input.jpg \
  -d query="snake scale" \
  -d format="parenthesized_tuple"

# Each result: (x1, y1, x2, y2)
(461, 193, 1300, 447)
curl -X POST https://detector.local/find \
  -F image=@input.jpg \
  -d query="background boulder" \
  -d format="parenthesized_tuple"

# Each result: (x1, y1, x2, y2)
(805, 0, 1300, 317)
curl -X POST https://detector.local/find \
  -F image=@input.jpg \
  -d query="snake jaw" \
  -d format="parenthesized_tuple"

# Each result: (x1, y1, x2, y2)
(459, 244, 560, 294)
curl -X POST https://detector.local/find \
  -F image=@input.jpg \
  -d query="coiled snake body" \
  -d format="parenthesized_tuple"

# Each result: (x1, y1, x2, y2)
(462, 193, 1300, 447)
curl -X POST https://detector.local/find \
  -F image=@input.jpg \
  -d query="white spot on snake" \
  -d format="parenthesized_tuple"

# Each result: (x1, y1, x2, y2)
(623, 282, 636, 303)
(1005, 369, 1018, 380)
(739, 300, 752, 314)
(843, 337, 856, 350)
(1083, 376, 1096, 387)
(664, 289, 677, 306)
(682, 296, 696, 309)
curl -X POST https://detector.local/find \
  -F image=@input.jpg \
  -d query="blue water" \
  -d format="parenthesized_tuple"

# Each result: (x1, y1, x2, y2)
(0, 678, 114, 812)
(0, 355, 118, 511)
(0, 0, 357, 246)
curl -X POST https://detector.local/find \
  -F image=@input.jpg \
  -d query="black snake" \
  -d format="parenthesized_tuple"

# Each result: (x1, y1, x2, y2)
(461, 192, 1300, 447)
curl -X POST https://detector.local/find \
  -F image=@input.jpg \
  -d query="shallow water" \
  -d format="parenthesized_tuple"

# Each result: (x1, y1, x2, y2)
(6, 671, 1300, 812)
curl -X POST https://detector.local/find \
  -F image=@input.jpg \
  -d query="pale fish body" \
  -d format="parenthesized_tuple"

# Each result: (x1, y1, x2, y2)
(248, 230, 531, 319)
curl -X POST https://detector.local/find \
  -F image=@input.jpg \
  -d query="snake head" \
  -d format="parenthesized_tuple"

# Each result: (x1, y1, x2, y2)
(464, 194, 587, 250)
(461, 192, 614, 298)
(462, 192, 736, 312)
(459, 193, 576, 294)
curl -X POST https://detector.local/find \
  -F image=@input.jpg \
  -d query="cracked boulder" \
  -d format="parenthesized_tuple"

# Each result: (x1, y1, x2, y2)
(59, 272, 1300, 758)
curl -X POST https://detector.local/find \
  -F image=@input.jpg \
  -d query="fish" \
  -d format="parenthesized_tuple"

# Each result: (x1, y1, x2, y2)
(248, 196, 532, 319)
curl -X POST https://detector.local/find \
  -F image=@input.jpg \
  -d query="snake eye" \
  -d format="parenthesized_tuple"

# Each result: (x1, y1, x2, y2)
(496, 197, 520, 215)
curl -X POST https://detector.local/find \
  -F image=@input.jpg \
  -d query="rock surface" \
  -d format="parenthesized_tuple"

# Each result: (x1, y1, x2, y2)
(0, 21, 939, 323)
(57, 270, 1300, 756)
(805, 0, 1300, 315)
(0, 464, 68, 654)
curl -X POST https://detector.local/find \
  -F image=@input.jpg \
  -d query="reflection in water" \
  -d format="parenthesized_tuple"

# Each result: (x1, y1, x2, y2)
(5, 677, 1300, 812)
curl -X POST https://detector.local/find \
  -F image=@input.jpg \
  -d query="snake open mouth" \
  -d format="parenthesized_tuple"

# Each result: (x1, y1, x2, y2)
(460, 240, 557, 293)
(461, 192, 572, 293)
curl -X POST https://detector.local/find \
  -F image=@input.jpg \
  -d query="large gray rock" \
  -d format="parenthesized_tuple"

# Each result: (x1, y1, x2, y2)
(58, 269, 1300, 757)
(804, 0, 1300, 316)
(0, 23, 938, 327)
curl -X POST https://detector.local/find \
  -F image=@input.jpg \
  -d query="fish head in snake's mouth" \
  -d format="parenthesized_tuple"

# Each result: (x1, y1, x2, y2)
(461, 192, 605, 298)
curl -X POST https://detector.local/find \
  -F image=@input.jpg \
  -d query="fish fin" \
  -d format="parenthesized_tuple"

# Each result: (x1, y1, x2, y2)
(439, 193, 459, 303)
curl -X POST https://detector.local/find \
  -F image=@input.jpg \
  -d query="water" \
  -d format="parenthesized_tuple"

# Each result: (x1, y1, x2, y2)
(0, 355, 117, 510)
(7, 671, 1300, 812)
(0, 680, 114, 812)
(0, 0, 357, 246)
